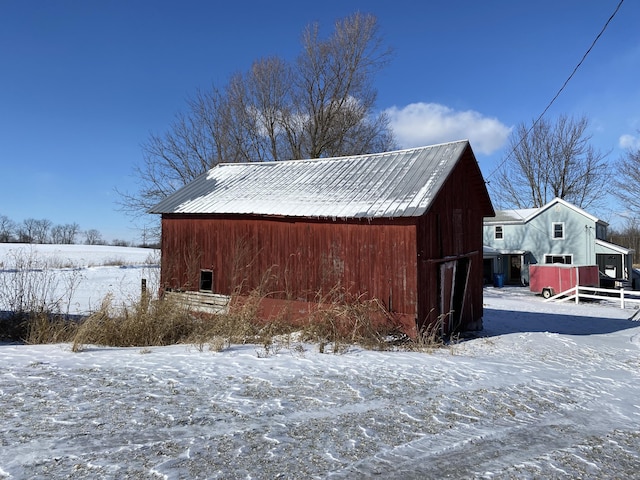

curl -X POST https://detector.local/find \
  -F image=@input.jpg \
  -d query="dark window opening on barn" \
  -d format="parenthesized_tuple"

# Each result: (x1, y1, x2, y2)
(553, 222, 564, 239)
(200, 270, 213, 292)
(494, 225, 503, 240)
(544, 255, 572, 264)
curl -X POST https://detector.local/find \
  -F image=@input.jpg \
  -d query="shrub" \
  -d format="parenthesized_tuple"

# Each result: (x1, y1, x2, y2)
(0, 247, 83, 342)
(0, 247, 63, 315)
(71, 294, 195, 352)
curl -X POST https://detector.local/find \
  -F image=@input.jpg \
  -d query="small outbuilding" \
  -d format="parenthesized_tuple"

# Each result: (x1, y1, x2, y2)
(150, 140, 495, 335)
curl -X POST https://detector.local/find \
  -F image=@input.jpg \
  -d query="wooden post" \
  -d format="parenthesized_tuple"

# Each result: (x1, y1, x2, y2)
(140, 278, 150, 311)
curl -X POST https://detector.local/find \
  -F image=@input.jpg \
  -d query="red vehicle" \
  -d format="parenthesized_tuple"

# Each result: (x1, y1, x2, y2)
(529, 264, 600, 299)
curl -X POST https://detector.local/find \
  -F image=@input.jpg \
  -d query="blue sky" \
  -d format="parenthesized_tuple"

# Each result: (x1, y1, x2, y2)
(1, 0, 638, 242)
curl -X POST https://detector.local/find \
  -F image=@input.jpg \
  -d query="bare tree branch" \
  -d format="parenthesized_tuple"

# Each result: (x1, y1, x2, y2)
(491, 115, 610, 210)
(615, 140, 640, 218)
(118, 12, 396, 219)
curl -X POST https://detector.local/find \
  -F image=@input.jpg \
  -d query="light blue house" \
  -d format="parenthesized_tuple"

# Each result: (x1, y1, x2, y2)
(483, 197, 633, 286)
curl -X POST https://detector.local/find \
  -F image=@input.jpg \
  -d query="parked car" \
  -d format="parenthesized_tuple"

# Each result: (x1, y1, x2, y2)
(599, 271, 632, 290)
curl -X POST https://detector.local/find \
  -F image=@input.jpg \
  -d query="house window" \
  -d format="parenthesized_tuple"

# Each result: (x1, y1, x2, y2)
(200, 270, 213, 291)
(544, 255, 572, 264)
(494, 225, 503, 240)
(552, 222, 564, 239)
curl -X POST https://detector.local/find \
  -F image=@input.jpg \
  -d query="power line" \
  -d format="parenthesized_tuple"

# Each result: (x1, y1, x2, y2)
(486, 0, 625, 182)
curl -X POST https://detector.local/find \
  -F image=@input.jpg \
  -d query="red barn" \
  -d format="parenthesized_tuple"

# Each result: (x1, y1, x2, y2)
(150, 140, 494, 335)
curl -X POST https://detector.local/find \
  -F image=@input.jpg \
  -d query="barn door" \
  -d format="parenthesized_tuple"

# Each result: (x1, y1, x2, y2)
(451, 258, 471, 332)
(439, 258, 471, 335)
(439, 261, 456, 335)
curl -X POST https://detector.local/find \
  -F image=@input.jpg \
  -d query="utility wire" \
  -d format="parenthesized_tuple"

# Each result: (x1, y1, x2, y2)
(486, 0, 625, 182)
(486, 0, 625, 243)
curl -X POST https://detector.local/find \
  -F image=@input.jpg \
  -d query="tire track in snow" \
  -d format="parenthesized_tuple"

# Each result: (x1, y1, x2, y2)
(326, 373, 640, 479)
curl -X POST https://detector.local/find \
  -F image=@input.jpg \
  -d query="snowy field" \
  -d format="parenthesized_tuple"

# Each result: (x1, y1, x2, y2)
(1, 245, 640, 478)
(0, 243, 160, 315)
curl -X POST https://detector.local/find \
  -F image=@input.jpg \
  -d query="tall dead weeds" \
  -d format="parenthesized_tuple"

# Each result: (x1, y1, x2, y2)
(11, 250, 450, 352)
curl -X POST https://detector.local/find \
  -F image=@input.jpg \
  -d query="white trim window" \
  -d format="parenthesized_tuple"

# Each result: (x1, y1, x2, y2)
(544, 254, 572, 264)
(552, 222, 565, 239)
(494, 225, 504, 240)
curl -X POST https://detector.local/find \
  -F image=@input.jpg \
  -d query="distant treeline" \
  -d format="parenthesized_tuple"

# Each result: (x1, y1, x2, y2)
(0, 214, 157, 248)
(609, 227, 640, 265)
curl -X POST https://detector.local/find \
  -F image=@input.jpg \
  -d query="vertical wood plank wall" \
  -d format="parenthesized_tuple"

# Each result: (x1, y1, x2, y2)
(416, 149, 487, 330)
(161, 215, 419, 319)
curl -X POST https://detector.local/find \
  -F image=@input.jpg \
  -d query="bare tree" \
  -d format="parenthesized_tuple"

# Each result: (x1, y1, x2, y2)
(18, 219, 33, 243)
(50, 225, 64, 244)
(608, 217, 640, 257)
(0, 215, 15, 242)
(615, 143, 640, 218)
(291, 13, 394, 159)
(64, 223, 80, 244)
(112, 238, 130, 247)
(32, 219, 52, 244)
(119, 12, 395, 217)
(18, 218, 42, 243)
(219, 56, 295, 163)
(491, 115, 610, 210)
(16, 228, 29, 243)
(84, 229, 104, 245)
(51, 223, 80, 244)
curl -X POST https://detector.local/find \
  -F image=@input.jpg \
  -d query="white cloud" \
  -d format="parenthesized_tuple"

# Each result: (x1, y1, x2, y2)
(385, 102, 511, 155)
(619, 134, 640, 150)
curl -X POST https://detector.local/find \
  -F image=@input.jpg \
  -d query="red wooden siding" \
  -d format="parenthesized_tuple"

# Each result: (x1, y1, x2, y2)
(160, 215, 419, 319)
(415, 148, 487, 332)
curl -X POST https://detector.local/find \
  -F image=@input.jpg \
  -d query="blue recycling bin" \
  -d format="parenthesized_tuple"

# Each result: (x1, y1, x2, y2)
(493, 273, 504, 288)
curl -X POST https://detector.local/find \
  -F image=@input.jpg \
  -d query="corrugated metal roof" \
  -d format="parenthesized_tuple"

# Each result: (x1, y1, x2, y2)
(485, 198, 605, 225)
(149, 140, 472, 218)
(485, 208, 538, 224)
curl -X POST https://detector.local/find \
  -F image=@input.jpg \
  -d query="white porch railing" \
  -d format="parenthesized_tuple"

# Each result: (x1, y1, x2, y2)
(545, 286, 640, 309)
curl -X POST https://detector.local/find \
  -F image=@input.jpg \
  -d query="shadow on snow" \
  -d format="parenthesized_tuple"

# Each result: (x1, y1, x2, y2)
(482, 305, 640, 337)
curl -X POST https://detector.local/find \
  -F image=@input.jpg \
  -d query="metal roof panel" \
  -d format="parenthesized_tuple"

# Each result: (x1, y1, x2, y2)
(149, 140, 472, 218)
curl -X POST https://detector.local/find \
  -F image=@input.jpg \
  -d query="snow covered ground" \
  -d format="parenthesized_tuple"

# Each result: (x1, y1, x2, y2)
(1, 245, 640, 478)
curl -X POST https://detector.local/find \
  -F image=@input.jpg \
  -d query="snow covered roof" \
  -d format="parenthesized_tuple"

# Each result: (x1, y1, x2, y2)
(595, 238, 634, 255)
(485, 198, 605, 226)
(149, 140, 477, 219)
(485, 208, 539, 224)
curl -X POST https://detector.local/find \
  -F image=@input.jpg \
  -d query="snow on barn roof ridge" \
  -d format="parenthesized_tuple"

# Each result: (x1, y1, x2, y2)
(214, 139, 465, 167)
(149, 140, 475, 219)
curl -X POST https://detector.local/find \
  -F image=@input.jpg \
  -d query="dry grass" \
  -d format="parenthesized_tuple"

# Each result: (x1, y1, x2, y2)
(18, 286, 450, 353)
(10, 258, 448, 353)
(406, 317, 446, 352)
(25, 313, 79, 344)
(71, 294, 196, 352)
(301, 287, 403, 353)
